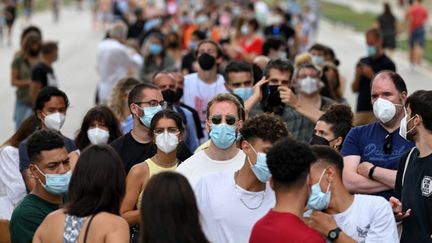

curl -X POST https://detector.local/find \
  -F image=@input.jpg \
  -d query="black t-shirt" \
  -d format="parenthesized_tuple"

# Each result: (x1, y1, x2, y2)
(110, 132, 192, 173)
(356, 55, 396, 112)
(395, 148, 432, 243)
(264, 24, 296, 42)
(31, 62, 57, 88)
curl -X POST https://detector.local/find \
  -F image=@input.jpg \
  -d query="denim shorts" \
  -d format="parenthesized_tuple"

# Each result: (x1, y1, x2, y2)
(14, 101, 33, 130)
(410, 27, 426, 48)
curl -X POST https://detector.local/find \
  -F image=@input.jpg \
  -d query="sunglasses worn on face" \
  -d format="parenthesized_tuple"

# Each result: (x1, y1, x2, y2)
(210, 115, 237, 126)
(384, 133, 393, 154)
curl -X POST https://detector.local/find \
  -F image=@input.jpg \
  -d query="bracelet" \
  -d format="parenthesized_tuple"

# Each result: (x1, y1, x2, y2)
(368, 165, 377, 179)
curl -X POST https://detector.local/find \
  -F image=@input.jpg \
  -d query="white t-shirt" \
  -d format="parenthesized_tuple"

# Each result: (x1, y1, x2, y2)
(332, 194, 398, 243)
(176, 149, 244, 187)
(195, 171, 275, 243)
(181, 73, 228, 130)
(0, 146, 27, 220)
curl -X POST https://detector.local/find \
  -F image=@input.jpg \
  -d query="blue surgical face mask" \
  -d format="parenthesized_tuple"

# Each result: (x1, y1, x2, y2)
(35, 165, 71, 196)
(367, 45, 377, 57)
(189, 41, 197, 50)
(247, 143, 271, 183)
(233, 87, 253, 101)
(209, 123, 237, 149)
(137, 105, 162, 127)
(307, 168, 331, 211)
(312, 55, 324, 66)
(149, 43, 163, 55)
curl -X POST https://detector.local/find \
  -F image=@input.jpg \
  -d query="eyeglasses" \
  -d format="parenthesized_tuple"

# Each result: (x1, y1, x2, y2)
(210, 114, 237, 126)
(135, 100, 167, 109)
(383, 133, 393, 154)
(153, 128, 180, 135)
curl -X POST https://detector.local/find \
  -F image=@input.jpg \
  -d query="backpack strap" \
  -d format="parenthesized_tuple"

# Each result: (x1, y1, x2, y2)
(402, 147, 417, 187)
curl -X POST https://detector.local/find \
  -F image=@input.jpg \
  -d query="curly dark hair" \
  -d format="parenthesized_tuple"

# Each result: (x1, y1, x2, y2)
(240, 113, 289, 143)
(406, 90, 432, 132)
(318, 104, 353, 147)
(27, 129, 65, 164)
(34, 87, 69, 116)
(267, 138, 316, 191)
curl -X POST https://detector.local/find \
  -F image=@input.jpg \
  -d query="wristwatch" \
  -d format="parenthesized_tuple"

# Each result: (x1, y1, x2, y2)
(327, 227, 342, 241)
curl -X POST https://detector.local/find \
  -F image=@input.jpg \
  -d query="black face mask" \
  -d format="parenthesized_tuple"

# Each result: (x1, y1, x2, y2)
(198, 53, 216, 71)
(174, 88, 183, 103)
(162, 89, 176, 104)
(29, 49, 40, 57)
(309, 134, 330, 146)
(168, 42, 179, 48)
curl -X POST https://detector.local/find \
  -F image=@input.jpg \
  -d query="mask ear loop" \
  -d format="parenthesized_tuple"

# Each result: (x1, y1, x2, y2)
(318, 168, 327, 184)
(34, 165, 47, 186)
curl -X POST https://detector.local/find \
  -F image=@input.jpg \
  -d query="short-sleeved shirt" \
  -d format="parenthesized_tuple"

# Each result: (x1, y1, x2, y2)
(9, 194, 59, 243)
(110, 131, 192, 173)
(395, 149, 432, 243)
(11, 55, 32, 104)
(249, 96, 335, 142)
(31, 62, 57, 88)
(239, 36, 263, 56)
(341, 122, 414, 199)
(250, 210, 325, 243)
(356, 55, 396, 112)
(19, 133, 77, 172)
(195, 171, 275, 243)
(407, 4, 429, 32)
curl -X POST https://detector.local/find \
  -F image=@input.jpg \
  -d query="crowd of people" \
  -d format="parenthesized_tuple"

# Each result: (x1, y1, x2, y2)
(0, 0, 431, 243)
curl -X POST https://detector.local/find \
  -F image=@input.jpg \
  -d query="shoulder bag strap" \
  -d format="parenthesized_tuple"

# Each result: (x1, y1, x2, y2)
(402, 147, 417, 187)
(83, 214, 96, 243)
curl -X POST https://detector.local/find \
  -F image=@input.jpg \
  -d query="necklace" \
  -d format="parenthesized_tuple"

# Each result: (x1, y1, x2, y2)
(234, 171, 266, 210)
(151, 155, 178, 168)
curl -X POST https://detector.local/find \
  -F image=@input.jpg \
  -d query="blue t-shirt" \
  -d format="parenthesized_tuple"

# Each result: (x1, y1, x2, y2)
(341, 122, 414, 199)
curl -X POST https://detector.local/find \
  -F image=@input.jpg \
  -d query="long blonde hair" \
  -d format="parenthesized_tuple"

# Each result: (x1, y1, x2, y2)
(108, 77, 142, 121)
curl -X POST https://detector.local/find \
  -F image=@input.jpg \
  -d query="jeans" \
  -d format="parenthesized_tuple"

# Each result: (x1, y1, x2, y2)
(14, 101, 33, 130)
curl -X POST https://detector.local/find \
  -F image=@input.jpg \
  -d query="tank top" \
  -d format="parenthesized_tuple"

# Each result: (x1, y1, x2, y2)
(136, 158, 177, 208)
(63, 214, 87, 243)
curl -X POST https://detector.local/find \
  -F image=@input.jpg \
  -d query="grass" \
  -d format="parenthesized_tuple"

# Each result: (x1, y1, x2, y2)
(317, 0, 432, 62)
(319, 1, 376, 33)
(397, 39, 432, 62)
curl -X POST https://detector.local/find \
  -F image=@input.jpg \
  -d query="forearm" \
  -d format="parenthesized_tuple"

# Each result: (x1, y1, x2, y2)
(371, 167, 397, 188)
(11, 79, 31, 87)
(295, 102, 324, 123)
(335, 232, 356, 243)
(344, 172, 392, 194)
(121, 209, 140, 226)
(244, 94, 259, 114)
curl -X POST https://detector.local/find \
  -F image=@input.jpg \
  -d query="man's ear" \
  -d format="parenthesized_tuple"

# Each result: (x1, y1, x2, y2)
(205, 119, 210, 134)
(130, 103, 139, 116)
(269, 176, 275, 190)
(29, 164, 41, 181)
(36, 110, 44, 121)
(241, 139, 250, 153)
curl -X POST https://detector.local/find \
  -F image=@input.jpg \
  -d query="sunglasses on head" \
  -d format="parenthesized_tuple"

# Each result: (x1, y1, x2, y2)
(384, 133, 393, 154)
(210, 114, 237, 126)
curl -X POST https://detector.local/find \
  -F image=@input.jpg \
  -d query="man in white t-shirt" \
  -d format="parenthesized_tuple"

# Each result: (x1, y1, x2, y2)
(96, 21, 143, 104)
(177, 93, 244, 186)
(305, 146, 398, 242)
(194, 113, 289, 243)
(181, 40, 228, 137)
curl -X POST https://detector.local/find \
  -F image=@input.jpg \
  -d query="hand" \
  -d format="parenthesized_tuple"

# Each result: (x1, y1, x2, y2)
(278, 86, 299, 108)
(306, 211, 338, 236)
(357, 162, 374, 178)
(360, 64, 374, 79)
(249, 77, 268, 102)
(389, 196, 411, 221)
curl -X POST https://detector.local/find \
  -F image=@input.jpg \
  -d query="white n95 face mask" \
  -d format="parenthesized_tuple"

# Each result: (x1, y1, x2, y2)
(155, 131, 179, 154)
(87, 128, 110, 145)
(44, 112, 65, 131)
(300, 77, 320, 95)
(373, 98, 396, 124)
